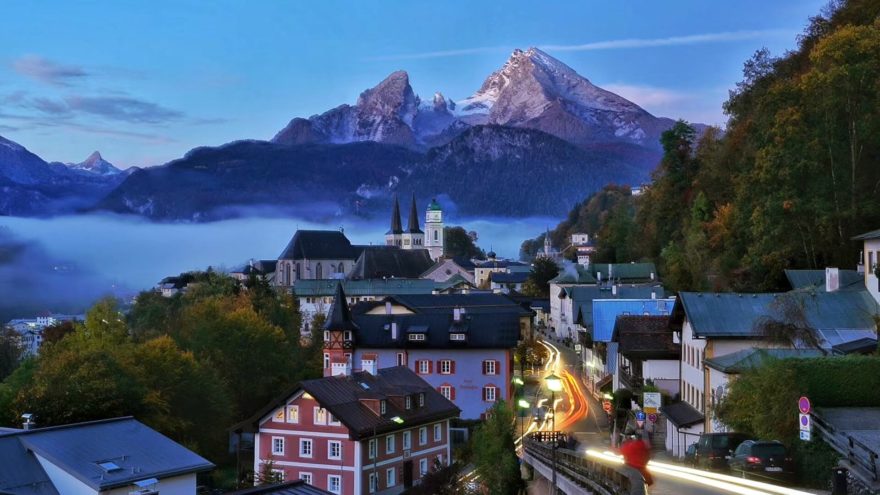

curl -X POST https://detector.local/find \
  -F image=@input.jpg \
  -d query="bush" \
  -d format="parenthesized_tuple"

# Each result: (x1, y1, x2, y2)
(790, 438, 841, 489)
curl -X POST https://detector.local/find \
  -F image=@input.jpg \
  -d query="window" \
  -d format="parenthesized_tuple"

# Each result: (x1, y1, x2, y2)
(434, 423, 442, 441)
(419, 458, 428, 476)
(397, 353, 406, 366)
(450, 333, 466, 341)
(299, 438, 313, 458)
(328, 413, 341, 426)
(314, 407, 327, 425)
(344, 330, 352, 341)
(338, 262, 344, 273)
(295, 263, 301, 280)
(483, 386, 497, 402)
(287, 405, 299, 423)
(328, 474, 341, 494)
(272, 469, 285, 481)
(328, 440, 341, 460)
(434, 230, 438, 241)
(323, 353, 330, 369)
(419, 426, 427, 445)
(483, 360, 497, 375)
(324, 331, 330, 342)
(386, 434, 395, 454)
(417, 360, 431, 374)
(369, 473, 378, 493)
(403, 431, 411, 449)
(380, 400, 387, 415)
(405, 396, 412, 410)
(409, 333, 426, 341)
(440, 385, 453, 400)
(299, 472, 312, 485)
(272, 436, 284, 455)
(439, 359, 453, 374)
(368, 439, 377, 459)
(315, 263, 323, 279)
(386, 467, 396, 487)
(418, 393, 425, 407)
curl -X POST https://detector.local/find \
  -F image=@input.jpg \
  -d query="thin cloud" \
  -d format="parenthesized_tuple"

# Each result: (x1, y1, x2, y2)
(367, 29, 791, 61)
(539, 29, 792, 52)
(12, 55, 88, 86)
(65, 96, 184, 124)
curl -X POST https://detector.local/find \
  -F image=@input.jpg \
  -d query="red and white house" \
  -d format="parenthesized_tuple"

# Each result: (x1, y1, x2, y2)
(251, 366, 459, 495)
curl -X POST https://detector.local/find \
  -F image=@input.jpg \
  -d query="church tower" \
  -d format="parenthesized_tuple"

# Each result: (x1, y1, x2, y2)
(401, 193, 424, 250)
(385, 196, 403, 247)
(323, 283, 357, 377)
(543, 229, 553, 257)
(425, 198, 444, 260)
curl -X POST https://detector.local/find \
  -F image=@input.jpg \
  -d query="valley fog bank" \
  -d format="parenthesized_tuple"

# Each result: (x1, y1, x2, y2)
(0, 214, 553, 317)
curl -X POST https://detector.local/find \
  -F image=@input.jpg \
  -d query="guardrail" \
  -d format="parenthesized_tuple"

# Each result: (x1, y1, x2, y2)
(812, 413, 879, 482)
(523, 432, 645, 495)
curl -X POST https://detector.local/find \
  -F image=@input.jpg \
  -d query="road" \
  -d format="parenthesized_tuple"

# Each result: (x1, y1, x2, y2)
(525, 339, 818, 495)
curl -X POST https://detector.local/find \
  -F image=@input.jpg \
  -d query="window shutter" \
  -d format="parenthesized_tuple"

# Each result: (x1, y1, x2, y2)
(428, 361, 433, 374)
(451, 387, 456, 400)
(494, 360, 501, 375)
(481, 361, 486, 375)
(451, 361, 456, 374)
(482, 387, 486, 401)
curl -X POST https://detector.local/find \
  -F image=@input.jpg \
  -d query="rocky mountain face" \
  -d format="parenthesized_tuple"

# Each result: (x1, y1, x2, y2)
(0, 136, 127, 215)
(66, 151, 122, 176)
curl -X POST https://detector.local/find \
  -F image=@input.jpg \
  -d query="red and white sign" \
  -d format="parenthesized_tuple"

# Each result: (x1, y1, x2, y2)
(798, 396, 811, 414)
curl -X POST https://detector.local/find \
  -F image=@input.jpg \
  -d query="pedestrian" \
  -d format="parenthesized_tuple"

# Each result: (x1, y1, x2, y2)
(620, 429, 653, 488)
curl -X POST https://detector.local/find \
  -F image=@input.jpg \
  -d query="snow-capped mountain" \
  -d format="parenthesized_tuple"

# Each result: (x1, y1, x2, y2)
(272, 47, 691, 151)
(67, 151, 122, 176)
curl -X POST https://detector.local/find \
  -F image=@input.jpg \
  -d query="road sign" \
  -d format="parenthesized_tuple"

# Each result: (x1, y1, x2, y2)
(636, 420, 645, 428)
(574, 344, 582, 352)
(643, 392, 661, 414)
(602, 400, 612, 413)
(798, 396, 811, 414)
(800, 430, 811, 441)
(635, 411, 646, 422)
(799, 413, 811, 432)
(648, 413, 658, 424)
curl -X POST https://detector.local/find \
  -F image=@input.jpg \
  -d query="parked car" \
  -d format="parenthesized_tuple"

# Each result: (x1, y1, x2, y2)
(693, 432, 750, 470)
(684, 443, 697, 467)
(728, 440, 794, 482)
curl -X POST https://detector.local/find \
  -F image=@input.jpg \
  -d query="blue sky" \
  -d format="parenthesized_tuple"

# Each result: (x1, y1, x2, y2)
(0, 0, 826, 168)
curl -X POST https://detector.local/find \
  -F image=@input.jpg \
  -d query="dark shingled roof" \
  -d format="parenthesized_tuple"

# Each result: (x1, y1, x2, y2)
(252, 367, 459, 440)
(225, 480, 332, 494)
(347, 247, 434, 280)
(0, 417, 213, 494)
(832, 337, 878, 355)
(591, 262, 658, 282)
(490, 271, 529, 284)
(451, 257, 476, 270)
(278, 230, 356, 260)
(612, 315, 679, 360)
(784, 269, 864, 292)
(660, 401, 704, 428)
(388, 196, 403, 235)
(407, 194, 422, 234)
(475, 259, 527, 269)
(852, 228, 880, 240)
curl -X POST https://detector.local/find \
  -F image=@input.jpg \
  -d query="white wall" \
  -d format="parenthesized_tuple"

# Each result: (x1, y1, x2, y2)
(864, 239, 880, 304)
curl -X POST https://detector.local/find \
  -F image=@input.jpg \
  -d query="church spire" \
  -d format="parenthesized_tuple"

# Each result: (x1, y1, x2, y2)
(387, 196, 403, 235)
(325, 283, 359, 332)
(407, 193, 422, 233)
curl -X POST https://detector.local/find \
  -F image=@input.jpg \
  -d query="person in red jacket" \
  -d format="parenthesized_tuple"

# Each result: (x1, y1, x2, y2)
(620, 432, 654, 487)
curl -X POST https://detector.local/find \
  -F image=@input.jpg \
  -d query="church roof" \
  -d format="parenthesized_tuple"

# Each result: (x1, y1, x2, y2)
(387, 196, 403, 235)
(407, 194, 422, 234)
(427, 198, 442, 211)
(347, 247, 434, 280)
(324, 283, 359, 333)
(278, 230, 356, 260)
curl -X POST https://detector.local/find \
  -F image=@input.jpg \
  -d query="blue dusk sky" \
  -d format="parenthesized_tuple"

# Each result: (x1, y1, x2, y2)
(0, 0, 826, 168)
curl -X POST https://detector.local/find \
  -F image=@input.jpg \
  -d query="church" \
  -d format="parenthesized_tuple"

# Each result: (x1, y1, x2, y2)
(385, 194, 444, 262)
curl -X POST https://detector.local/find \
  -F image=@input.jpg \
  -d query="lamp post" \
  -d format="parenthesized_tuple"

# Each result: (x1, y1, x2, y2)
(517, 399, 530, 442)
(545, 373, 563, 495)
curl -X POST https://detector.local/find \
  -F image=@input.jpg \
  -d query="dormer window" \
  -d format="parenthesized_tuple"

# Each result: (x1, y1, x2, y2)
(408, 333, 426, 341)
(324, 331, 330, 342)
(405, 396, 412, 410)
(450, 333, 466, 341)
(380, 400, 387, 414)
(344, 330, 352, 341)
(418, 393, 425, 407)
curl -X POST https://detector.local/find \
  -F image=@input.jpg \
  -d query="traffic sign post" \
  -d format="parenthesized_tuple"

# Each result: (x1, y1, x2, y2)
(799, 396, 811, 414)
(648, 413, 658, 424)
(635, 411, 646, 428)
(643, 392, 662, 414)
(602, 400, 612, 413)
(798, 397, 812, 441)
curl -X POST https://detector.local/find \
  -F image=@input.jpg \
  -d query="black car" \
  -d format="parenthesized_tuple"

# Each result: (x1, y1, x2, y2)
(693, 432, 750, 470)
(728, 440, 794, 482)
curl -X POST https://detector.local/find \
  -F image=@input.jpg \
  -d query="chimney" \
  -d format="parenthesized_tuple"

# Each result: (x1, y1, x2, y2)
(21, 414, 35, 430)
(651, 291, 657, 300)
(650, 272, 655, 281)
(385, 301, 392, 315)
(612, 285, 618, 296)
(453, 308, 461, 322)
(825, 267, 840, 292)
(597, 272, 602, 282)
(391, 322, 398, 340)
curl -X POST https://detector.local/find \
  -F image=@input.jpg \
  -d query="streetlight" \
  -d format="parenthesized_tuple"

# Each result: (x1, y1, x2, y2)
(517, 399, 530, 442)
(545, 373, 563, 494)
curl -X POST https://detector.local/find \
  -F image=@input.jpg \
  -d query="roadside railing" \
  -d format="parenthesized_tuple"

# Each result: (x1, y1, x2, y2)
(812, 412, 879, 482)
(523, 431, 645, 495)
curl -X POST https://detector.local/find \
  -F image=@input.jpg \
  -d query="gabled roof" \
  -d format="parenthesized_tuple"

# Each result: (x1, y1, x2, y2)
(225, 480, 332, 494)
(852, 228, 880, 240)
(490, 271, 529, 284)
(568, 284, 666, 328)
(475, 259, 527, 269)
(591, 298, 675, 343)
(591, 262, 658, 282)
(704, 347, 826, 374)
(433, 274, 475, 291)
(660, 402, 704, 428)
(784, 269, 864, 292)
(549, 264, 596, 284)
(672, 291, 880, 340)
(256, 367, 459, 440)
(377, 293, 532, 316)
(278, 230, 356, 260)
(347, 247, 433, 280)
(612, 315, 679, 360)
(0, 417, 213, 494)
(291, 278, 435, 297)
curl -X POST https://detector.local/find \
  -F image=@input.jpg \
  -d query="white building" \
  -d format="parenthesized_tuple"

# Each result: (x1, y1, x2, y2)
(854, 228, 880, 304)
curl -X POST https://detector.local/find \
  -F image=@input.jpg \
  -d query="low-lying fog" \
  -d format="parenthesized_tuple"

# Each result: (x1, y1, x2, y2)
(0, 214, 554, 320)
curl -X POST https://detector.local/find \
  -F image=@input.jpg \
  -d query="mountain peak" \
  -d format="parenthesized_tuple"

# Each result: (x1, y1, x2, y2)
(84, 151, 103, 164)
(68, 150, 121, 176)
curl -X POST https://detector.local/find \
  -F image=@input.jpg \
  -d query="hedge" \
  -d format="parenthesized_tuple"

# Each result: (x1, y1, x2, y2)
(788, 355, 880, 407)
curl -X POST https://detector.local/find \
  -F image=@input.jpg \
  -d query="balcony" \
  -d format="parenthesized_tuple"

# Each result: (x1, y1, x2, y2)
(619, 366, 644, 391)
